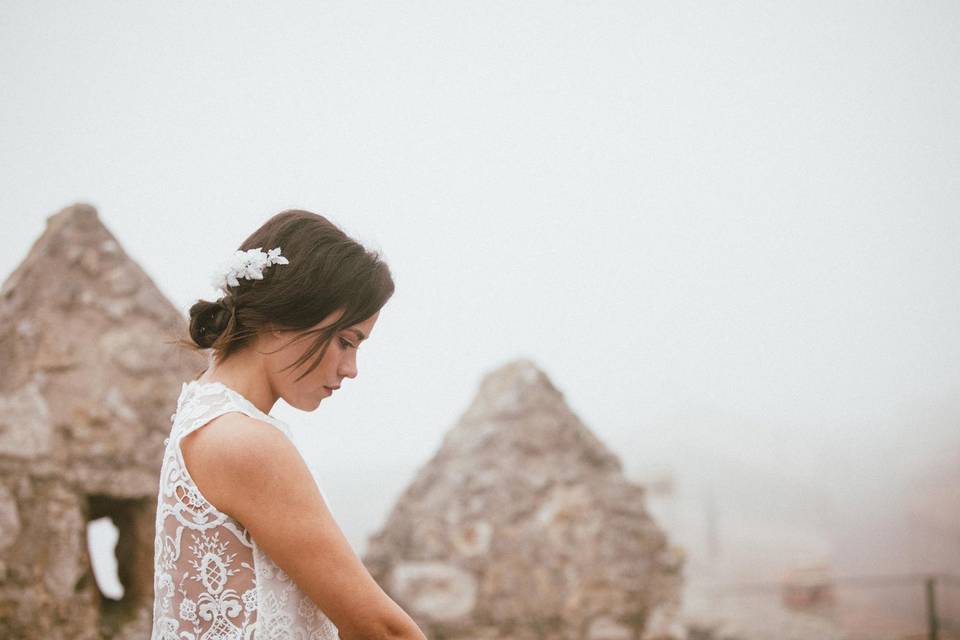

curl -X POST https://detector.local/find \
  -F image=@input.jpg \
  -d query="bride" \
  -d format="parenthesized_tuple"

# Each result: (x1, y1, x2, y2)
(151, 208, 423, 640)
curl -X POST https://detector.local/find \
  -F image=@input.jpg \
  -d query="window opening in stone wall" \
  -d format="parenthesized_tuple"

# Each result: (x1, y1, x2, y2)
(85, 494, 155, 637)
(87, 516, 124, 600)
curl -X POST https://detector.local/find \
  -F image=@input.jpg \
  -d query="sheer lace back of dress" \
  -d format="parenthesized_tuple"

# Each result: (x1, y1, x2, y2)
(152, 380, 339, 640)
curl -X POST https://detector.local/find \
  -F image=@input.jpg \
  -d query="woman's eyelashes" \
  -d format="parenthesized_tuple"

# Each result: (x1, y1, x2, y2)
(339, 337, 356, 350)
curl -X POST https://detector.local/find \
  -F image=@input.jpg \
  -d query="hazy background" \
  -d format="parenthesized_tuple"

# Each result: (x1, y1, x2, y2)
(2, 0, 958, 623)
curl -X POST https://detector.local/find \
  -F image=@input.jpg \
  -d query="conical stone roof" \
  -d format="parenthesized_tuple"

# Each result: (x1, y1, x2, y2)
(0, 203, 206, 638)
(363, 358, 685, 640)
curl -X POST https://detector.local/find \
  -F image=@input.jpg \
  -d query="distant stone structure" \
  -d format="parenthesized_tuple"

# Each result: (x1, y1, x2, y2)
(362, 359, 686, 640)
(0, 203, 205, 638)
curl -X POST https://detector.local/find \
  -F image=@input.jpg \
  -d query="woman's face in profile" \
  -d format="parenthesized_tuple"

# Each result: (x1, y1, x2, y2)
(268, 307, 380, 410)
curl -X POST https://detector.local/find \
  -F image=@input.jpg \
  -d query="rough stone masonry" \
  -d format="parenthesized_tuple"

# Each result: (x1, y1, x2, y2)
(363, 358, 686, 640)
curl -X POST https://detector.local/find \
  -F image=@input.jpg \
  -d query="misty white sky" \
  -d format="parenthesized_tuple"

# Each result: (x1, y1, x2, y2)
(2, 2, 958, 556)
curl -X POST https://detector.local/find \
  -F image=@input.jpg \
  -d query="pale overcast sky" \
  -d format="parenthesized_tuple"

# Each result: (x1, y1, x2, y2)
(2, 1, 958, 562)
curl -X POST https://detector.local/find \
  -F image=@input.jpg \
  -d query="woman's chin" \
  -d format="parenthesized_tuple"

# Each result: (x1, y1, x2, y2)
(288, 396, 320, 411)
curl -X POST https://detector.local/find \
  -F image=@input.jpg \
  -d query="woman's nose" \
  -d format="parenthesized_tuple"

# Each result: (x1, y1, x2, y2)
(339, 360, 358, 379)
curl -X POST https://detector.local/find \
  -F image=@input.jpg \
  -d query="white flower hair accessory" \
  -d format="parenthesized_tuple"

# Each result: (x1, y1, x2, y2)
(211, 246, 289, 294)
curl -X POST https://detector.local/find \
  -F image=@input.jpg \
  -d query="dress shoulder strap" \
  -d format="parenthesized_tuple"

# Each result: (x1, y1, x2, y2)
(175, 381, 293, 441)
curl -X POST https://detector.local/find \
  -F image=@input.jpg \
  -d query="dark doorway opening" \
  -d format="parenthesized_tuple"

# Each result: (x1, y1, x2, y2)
(85, 494, 155, 637)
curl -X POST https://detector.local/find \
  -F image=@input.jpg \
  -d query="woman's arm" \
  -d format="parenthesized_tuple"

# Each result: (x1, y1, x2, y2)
(180, 413, 428, 640)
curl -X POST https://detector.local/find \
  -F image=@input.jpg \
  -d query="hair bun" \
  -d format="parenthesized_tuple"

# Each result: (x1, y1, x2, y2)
(188, 298, 233, 349)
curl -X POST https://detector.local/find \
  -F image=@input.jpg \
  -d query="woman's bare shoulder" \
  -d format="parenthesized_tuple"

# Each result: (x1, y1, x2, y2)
(179, 411, 304, 515)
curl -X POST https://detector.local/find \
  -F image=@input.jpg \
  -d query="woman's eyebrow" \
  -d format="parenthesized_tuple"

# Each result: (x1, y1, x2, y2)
(348, 329, 367, 341)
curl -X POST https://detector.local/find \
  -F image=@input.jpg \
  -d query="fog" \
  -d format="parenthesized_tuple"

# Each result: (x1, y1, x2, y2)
(2, 1, 958, 633)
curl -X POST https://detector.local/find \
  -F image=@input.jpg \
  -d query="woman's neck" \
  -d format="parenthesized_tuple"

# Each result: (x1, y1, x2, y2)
(197, 351, 279, 416)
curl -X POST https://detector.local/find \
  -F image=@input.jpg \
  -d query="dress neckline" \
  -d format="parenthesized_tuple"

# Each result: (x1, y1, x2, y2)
(184, 379, 286, 427)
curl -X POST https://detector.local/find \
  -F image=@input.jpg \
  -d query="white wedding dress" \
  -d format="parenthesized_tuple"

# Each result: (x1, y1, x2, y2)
(151, 380, 340, 640)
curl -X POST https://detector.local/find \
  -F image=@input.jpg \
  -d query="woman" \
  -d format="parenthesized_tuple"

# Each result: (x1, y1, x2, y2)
(151, 209, 426, 640)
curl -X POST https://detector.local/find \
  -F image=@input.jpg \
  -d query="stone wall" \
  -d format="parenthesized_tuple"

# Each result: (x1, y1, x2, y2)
(0, 203, 205, 638)
(363, 359, 686, 640)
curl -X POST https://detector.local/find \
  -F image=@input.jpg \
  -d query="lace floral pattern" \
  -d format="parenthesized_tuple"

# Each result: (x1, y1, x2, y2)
(151, 381, 340, 640)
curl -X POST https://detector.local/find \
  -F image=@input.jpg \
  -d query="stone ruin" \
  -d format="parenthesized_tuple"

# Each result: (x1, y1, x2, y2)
(0, 203, 205, 638)
(362, 358, 686, 640)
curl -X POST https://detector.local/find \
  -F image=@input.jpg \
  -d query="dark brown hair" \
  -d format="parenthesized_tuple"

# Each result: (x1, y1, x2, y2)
(175, 209, 394, 382)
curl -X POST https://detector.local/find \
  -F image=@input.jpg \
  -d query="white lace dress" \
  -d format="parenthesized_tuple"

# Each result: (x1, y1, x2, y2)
(151, 380, 340, 640)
